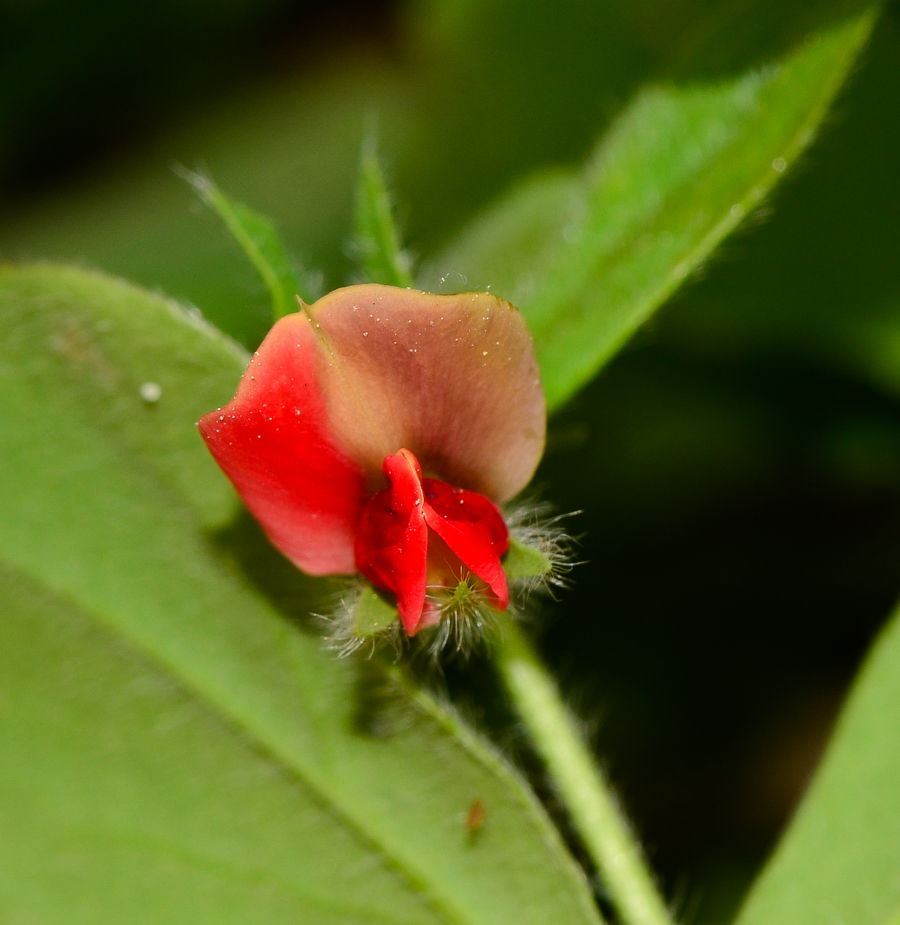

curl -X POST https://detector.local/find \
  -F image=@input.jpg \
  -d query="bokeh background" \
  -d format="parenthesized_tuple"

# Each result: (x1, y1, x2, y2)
(4, 0, 900, 921)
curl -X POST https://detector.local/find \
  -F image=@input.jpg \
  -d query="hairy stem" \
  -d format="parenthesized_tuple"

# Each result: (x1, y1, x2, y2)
(495, 618, 674, 925)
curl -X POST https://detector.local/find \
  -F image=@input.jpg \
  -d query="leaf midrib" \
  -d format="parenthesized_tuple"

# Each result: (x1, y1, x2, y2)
(55, 816, 431, 925)
(3, 552, 468, 925)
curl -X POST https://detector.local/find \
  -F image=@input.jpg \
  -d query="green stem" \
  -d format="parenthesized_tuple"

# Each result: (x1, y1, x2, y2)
(495, 617, 674, 925)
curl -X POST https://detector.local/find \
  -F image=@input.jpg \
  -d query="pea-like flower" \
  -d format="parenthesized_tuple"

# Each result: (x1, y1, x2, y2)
(199, 284, 550, 644)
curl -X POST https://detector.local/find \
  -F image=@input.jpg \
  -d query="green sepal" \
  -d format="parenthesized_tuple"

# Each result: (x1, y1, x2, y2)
(353, 585, 399, 637)
(504, 537, 553, 580)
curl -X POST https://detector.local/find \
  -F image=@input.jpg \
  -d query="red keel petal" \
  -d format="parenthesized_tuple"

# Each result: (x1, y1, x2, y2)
(355, 450, 510, 634)
(421, 479, 510, 608)
(355, 450, 429, 635)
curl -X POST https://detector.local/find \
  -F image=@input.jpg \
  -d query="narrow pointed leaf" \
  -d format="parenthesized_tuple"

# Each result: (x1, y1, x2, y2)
(181, 169, 314, 316)
(354, 145, 414, 288)
(0, 265, 602, 925)
(422, 7, 877, 411)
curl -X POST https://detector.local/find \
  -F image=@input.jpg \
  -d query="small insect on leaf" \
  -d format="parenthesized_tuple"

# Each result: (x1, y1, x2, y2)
(466, 798, 486, 834)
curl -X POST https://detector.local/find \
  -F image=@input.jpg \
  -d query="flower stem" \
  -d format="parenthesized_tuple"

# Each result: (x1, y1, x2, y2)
(495, 617, 674, 925)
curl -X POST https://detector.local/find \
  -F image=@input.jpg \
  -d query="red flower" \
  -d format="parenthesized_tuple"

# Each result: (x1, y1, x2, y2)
(199, 284, 546, 636)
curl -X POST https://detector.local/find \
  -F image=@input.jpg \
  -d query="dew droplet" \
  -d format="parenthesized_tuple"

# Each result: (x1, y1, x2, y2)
(772, 157, 787, 172)
(140, 382, 162, 403)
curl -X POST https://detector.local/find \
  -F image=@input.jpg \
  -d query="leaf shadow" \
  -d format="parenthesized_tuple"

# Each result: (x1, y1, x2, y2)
(208, 508, 420, 740)
(207, 508, 335, 635)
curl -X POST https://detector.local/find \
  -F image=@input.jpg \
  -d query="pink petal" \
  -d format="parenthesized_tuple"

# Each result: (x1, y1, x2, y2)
(355, 450, 429, 635)
(421, 479, 509, 608)
(198, 313, 368, 575)
(309, 285, 546, 503)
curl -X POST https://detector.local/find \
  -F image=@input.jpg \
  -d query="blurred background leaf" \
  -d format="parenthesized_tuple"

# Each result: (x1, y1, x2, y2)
(732, 602, 900, 924)
(2, 0, 900, 921)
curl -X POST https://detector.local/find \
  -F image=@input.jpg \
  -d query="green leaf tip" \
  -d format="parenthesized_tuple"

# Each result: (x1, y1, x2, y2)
(353, 140, 415, 288)
(504, 537, 554, 580)
(177, 166, 318, 319)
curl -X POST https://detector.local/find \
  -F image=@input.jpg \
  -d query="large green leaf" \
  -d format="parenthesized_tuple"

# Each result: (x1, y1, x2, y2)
(421, 7, 877, 410)
(0, 265, 602, 925)
(733, 604, 900, 925)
